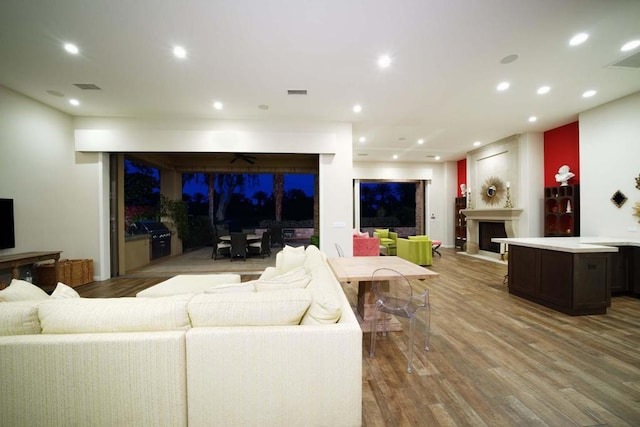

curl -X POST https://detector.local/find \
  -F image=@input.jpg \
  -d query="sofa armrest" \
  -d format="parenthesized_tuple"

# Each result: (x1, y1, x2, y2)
(397, 238, 433, 266)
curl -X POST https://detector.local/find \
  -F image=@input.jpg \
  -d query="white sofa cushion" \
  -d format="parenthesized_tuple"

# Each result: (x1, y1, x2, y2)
(50, 282, 80, 299)
(136, 273, 241, 297)
(254, 266, 311, 291)
(188, 289, 312, 326)
(301, 267, 343, 324)
(0, 301, 42, 335)
(205, 281, 256, 293)
(303, 244, 326, 270)
(279, 245, 306, 272)
(0, 279, 49, 302)
(38, 295, 192, 334)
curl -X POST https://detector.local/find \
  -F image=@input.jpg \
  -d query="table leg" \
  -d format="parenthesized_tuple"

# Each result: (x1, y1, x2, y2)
(356, 280, 401, 333)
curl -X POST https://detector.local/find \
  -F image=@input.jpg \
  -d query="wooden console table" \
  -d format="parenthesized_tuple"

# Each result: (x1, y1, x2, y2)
(0, 251, 62, 281)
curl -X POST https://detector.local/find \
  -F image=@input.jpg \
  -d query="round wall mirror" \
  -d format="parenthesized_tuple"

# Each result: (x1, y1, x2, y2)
(480, 176, 506, 205)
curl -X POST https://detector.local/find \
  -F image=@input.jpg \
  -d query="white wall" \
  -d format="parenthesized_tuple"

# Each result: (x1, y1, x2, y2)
(580, 91, 640, 237)
(0, 86, 103, 278)
(466, 132, 544, 238)
(74, 117, 354, 258)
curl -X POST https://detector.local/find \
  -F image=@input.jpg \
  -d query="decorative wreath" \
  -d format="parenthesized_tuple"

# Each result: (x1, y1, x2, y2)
(480, 176, 506, 206)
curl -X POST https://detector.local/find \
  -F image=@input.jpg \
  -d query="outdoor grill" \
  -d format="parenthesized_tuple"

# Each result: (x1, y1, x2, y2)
(132, 221, 172, 260)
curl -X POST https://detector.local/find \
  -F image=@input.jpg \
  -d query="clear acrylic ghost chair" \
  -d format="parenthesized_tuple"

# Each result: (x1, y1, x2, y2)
(335, 243, 345, 257)
(369, 267, 430, 373)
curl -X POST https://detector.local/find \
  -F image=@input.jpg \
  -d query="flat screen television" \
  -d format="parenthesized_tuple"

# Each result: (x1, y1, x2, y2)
(0, 198, 16, 249)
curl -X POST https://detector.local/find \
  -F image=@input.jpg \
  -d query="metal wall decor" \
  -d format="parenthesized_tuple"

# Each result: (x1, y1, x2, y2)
(635, 174, 640, 190)
(633, 202, 640, 223)
(480, 176, 506, 205)
(610, 190, 627, 208)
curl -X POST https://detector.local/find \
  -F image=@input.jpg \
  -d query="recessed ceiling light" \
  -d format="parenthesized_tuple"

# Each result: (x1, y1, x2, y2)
(434, 155, 441, 161)
(500, 54, 519, 64)
(69, 99, 80, 106)
(496, 81, 510, 91)
(377, 54, 391, 68)
(473, 141, 481, 147)
(258, 104, 269, 110)
(569, 33, 589, 46)
(353, 104, 362, 113)
(47, 90, 64, 97)
(537, 86, 551, 95)
(213, 101, 223, 110)
(64, 43, 79, 55)
(392, 154, 398, 160)
(621, 40, 640, 52)
(582, 90, 597, 98)
(417, 139, 424, 145)
(173, 46, 187, 59)
(528, 116, 537, 122)
(359, 137, 366, 143)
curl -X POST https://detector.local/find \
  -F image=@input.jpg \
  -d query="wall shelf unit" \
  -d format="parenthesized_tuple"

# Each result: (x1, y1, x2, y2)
(455, 196, 467, 249)
(544, 184, 579, 237)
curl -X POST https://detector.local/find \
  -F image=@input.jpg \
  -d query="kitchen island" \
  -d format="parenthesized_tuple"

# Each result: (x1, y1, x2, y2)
(493, 237, 640, 315)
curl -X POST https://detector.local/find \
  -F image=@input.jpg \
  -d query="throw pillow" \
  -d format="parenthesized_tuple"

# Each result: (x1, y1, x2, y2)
(0, 301, 42, 335)
(375, 228, 389, 238)
(0, 279, 50, 302)
(300, 268, 343, 324)
(50, 282, 81, 299)
(280, 249, 306, 272)
(283, 245, 305, 254)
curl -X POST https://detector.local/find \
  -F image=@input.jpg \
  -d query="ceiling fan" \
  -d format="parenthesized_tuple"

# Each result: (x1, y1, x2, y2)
(230, 153, 257, 164)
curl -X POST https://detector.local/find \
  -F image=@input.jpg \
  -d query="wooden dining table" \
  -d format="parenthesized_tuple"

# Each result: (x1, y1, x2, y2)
(327, 256, 439, 332)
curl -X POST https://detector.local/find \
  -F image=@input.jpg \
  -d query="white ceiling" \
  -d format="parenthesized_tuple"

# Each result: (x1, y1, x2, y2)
(1, 0, 639, 163)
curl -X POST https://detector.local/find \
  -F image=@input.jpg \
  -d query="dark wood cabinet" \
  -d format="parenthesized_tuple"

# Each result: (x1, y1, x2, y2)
(454, 197, 467, 249)
(544, 185, 579, 237)
(508, 245, 611, 315)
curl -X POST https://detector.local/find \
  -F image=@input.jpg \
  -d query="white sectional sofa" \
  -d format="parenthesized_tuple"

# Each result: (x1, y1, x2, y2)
(0, 245, 362, 427)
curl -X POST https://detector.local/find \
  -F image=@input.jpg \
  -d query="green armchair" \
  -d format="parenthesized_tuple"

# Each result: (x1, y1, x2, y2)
(397, 235, 433, 266)
(373, 229, 398, 255)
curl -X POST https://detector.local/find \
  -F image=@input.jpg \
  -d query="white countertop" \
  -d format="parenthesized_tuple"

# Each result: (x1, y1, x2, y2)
(492, 237, 640, 253)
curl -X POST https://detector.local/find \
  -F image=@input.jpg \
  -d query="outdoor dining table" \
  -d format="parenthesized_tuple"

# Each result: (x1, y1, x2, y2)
(219, 234, 261, 242)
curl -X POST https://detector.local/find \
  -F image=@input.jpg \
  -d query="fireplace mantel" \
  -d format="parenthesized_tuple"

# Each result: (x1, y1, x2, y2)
(461, 208, 523, 221)
(461, 208, 523, 254)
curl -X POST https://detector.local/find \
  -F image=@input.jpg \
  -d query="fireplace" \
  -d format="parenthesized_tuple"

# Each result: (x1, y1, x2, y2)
(460, 208, 523, 255)
(479, 222, 507, 253)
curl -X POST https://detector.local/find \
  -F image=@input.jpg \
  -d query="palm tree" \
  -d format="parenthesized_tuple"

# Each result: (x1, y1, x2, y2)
(213, 173, 258, 222)
(273, 173, 284, 222)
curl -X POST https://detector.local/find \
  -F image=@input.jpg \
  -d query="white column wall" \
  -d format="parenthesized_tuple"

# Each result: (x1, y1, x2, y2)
(580, 91, 640, 236)
(0, 86, 103, 279)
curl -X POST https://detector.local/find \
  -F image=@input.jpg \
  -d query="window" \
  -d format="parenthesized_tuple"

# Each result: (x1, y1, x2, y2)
(360, 182, 416, 228)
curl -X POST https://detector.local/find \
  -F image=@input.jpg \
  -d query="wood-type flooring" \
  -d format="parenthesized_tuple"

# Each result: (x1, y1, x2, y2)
(76, 248, 640, 426)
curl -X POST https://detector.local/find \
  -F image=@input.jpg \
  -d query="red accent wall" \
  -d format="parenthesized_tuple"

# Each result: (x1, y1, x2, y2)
(544, 122, 579, 187)
(457, 158, 467, 196)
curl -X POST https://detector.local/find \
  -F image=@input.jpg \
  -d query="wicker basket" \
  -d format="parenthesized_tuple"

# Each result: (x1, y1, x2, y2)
(36, 259, 93, 288)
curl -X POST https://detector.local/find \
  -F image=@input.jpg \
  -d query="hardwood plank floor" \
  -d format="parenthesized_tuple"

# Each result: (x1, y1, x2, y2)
(75, 248, 640, 426)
